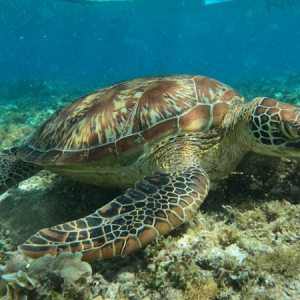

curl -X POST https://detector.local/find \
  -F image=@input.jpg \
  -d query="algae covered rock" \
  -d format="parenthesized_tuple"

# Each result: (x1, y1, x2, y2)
(27, 253, 54, 280)
(0, 252, 93, 300)
(3, 253, 29, 274)
(49, 252, 92, 283)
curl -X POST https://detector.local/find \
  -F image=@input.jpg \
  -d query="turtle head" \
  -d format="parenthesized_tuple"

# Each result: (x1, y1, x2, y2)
(248, 97, 300, 157)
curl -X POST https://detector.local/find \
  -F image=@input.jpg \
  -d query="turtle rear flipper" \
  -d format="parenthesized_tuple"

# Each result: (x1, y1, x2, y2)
(19, 165, 210, 261)
(0, 148, 41, 195)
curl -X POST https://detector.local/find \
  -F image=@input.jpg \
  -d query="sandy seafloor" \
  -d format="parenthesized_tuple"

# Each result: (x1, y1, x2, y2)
(1, 75, 300, 299)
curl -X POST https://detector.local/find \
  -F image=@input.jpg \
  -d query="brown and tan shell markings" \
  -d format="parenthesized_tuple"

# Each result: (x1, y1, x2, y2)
(18, 75, 245, 165)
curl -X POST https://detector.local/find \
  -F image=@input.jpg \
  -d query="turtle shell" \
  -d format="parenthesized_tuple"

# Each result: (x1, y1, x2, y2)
(18, 75, 245, 165)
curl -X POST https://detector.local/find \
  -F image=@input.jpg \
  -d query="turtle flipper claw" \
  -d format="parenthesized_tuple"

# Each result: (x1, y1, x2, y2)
(19, 166, 209, 261)
(0, 148, 41, 195)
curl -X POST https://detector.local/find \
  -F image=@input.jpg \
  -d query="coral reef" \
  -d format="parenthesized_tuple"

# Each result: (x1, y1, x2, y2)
(0, 74, 300, 299)
(236, 73, 300, 106)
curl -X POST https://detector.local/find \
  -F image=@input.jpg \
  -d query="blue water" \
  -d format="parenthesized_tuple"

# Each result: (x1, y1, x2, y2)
(0, 0, 299, 88)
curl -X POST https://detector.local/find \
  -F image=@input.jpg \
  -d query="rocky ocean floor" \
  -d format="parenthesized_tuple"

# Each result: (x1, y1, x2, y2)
(0, 75, 300, 299)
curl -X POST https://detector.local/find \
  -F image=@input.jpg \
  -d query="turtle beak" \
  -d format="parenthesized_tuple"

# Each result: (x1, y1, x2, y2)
(281, 121, 300, 141)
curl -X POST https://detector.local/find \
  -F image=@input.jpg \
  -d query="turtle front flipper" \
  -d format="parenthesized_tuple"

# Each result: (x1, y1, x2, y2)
(0, 148, 42, 195)
(19, 166, 210, 261)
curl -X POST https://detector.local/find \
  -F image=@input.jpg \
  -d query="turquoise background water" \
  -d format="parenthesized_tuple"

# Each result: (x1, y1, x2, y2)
(0, 0, 299, 87)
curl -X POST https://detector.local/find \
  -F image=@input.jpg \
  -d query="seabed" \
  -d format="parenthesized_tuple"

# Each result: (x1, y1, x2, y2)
(0, 75, 300, 299)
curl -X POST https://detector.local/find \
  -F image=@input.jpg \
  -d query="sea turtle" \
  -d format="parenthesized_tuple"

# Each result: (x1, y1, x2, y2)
(1, 74, 300, 262)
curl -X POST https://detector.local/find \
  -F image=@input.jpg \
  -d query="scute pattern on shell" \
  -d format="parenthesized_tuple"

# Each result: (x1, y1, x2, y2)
(18, 75, 245, 165)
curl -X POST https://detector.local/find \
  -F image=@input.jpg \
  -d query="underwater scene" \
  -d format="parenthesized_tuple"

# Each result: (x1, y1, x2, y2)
(1, 0, 300, 299)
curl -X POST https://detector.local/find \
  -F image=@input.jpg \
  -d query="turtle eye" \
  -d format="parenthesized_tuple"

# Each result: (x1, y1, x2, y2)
(280, 120, 300, 140)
